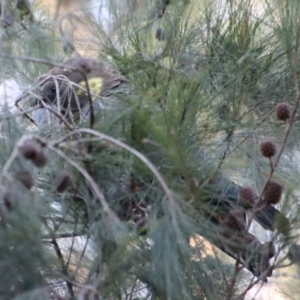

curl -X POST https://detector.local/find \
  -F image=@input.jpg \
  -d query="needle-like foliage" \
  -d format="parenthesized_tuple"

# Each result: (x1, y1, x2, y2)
(0, 0, 300, 299)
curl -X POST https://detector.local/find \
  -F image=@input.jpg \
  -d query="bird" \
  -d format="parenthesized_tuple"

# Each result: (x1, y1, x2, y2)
(202, 175, 289, 281)
(207, 176, 288, 232)
(108, 172, 288, 281)
(31, 56, 128, 123)
(28, 56, 289, 282)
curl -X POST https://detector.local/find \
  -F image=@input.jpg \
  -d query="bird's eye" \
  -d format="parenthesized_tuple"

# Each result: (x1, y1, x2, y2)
(50, 86, 56, 94)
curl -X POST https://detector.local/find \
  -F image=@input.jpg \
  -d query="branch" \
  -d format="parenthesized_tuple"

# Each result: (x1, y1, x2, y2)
(51, 128, 177, 211)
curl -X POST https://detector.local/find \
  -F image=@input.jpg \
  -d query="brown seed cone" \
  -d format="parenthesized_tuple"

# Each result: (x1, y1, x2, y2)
(263, 180, 283, 205)
(221, 208, 246, 232)
(260, 141, 277, 158)
(276, 102, 291, 121)
(18, 140, 37, 160)
(32, 149, 47, 167)
(54, 171, 72, 193)
(15, 169, 34, 190)
(239, 186, 258, 208)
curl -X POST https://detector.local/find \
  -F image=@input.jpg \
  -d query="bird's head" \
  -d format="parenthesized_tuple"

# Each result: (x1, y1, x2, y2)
(18, 57, 127, 124)
(40, 77, 85, 114)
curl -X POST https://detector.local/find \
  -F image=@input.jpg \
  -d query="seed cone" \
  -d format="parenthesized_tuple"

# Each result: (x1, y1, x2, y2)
(18, 140, 47, 167)
(276, 102, 291, 121)
(33, 149, 47, 167)
(239, 186, 258, 208)
(260, 141, 276, 158)
(263, 180, 283, 205)
(19, 140, 37, 160)
(55, 171, 72, 193)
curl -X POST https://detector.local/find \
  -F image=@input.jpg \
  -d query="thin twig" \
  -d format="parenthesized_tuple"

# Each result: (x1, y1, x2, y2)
(1, 135, 29, 176)
(35, 137, 113, 215)
(71, 235, 90, 282)
(227, 108, 275, 156)
(51, 128, 176, 210)
(247, 24, 300, 229)
(51, 238, 75, 298)
(42, 230, 86, 240)
(226, 254, 241, 300)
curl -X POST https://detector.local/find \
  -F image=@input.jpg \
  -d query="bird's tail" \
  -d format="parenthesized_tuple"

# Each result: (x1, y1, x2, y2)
(208, 231, 273, 282)
(254, 199, 290, 234)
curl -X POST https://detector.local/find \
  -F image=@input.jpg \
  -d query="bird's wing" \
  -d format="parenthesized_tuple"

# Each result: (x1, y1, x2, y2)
(208, 176, 289, 232)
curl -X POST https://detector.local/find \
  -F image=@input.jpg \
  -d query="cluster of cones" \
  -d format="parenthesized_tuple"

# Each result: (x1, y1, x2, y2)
(211, 102, 292, 281)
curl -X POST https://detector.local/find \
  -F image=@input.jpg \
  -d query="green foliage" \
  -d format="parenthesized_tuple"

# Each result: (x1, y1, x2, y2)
(1, 0, 300, 299)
